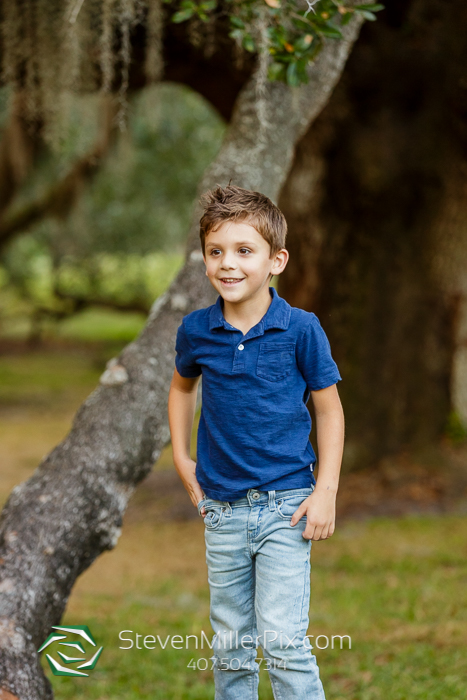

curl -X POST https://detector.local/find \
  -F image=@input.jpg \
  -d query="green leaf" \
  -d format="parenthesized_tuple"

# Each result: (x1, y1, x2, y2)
(318, 25, 343, 39)
(172, 8, 195, 23)
(268, 62, 286, 82)
(286, 61, 301, 87)
(307, 39, 322, 62)
(200, 0, 217, 10)
(242, 34, 256, 53)
(273, 52, 294, 63)
(230, 16, 245, 29)
(340, 12, 353, 25)
(354, 3, 385, 10)
(359, 10, 377, 20)
(294, 34, 314, 52)
(267, 25, 286, 43)
(228, 28, 244, 41)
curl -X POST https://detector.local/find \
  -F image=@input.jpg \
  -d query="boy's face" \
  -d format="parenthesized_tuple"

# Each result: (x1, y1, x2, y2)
(203, 220, 288, 305)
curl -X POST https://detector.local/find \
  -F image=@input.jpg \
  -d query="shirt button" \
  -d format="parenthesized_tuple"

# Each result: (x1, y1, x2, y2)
(252, 492, 260, 500)
(238, 344, 244, 351)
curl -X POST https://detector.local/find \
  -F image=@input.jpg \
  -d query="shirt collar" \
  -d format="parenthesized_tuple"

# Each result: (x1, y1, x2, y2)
(209, 286, 291, 333)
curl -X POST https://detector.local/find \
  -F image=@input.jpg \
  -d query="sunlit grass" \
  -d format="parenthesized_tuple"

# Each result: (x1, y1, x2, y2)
(2, 343, 466, 699)
(57, 308, 147, 343)
(40, 515, 467, 699)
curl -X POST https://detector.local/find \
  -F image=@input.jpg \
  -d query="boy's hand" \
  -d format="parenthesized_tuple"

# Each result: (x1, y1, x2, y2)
(174, 457, 206, 517)
(290, 487, 336, 540)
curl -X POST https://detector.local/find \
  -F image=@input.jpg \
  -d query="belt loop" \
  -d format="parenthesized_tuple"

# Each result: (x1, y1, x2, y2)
(268, 490, 276, 511)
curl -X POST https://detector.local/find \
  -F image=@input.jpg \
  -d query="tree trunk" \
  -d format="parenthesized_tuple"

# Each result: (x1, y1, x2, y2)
(0, 18, 363, 699)
(0, 93, 40, 218)
(278, 0, 467, 469)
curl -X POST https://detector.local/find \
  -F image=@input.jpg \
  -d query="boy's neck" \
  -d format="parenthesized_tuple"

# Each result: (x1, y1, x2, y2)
(221, 284, 273, 336)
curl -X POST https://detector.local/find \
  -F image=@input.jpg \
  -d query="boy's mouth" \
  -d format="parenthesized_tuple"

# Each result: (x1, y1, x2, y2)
(219, 278, 245, 287)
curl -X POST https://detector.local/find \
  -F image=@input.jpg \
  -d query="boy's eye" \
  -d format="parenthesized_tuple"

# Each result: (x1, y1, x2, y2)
(208, 248, 251, 255)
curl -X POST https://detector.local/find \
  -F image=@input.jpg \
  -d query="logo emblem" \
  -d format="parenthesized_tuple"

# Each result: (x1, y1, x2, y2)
(38, 625, 104, 677)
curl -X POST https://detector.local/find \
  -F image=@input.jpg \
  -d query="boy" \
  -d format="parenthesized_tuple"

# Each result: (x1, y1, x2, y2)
(168, 184, 344, 700)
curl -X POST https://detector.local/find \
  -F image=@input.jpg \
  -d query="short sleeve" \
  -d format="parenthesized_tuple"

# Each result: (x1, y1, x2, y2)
(296, 314, 341, 391)
(175, 319, 202, 378)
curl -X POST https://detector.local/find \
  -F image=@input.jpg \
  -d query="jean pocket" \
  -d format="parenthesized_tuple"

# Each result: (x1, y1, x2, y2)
(256, 342, 296, 382)
(276, 493, 311, 522)
(203, 501, 226, 530)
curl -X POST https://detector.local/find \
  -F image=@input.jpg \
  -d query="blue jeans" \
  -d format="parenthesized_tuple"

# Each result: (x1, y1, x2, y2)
(197, 486, 326, 700)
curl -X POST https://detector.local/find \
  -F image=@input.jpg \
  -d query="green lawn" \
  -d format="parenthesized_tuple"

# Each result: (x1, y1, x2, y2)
(41, 515, 467, 699)
(1, 340, 465, 699)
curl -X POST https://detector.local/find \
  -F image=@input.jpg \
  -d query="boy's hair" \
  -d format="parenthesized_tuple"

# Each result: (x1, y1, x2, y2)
(199, 184, 287, 258)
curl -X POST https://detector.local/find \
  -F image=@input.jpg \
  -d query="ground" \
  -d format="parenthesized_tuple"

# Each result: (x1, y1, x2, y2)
(1, 339, 466, 699)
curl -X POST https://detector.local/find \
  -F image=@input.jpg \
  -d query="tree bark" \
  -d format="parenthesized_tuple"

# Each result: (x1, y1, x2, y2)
(0, 18, 363, 698)
(0, 93, 40, 219)
(278, 0, 467, 467)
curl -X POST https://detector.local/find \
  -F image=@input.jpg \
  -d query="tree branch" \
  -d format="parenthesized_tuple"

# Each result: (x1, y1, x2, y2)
(0, 92, 40, 216)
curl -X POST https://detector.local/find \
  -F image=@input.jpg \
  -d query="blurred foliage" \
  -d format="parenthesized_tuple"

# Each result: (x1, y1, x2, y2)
(0, 231, 182, 340)
(4, 83, 225, 254)
(445, 411, 467, 446)
(67, 85, 225, 255)
(0, 84, 225, 340)
(168, 0, 384, 87)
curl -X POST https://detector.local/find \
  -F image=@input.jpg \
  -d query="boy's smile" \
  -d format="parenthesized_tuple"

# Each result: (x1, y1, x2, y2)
(203, 221, 288, 315)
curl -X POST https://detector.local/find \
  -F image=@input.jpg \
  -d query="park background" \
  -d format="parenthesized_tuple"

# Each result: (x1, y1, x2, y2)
(0, 1, 466, 698)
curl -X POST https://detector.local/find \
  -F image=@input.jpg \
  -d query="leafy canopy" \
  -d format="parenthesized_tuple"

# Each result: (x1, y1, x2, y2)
(167, 0, 384, 86)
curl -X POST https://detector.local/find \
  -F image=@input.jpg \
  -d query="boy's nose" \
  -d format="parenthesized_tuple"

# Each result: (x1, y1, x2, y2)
(220, 254, 237, 269)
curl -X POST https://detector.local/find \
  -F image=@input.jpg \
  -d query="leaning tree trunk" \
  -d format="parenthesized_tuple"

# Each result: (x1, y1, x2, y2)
(278, 0, 467, 469)
(0, 18, 363, 699)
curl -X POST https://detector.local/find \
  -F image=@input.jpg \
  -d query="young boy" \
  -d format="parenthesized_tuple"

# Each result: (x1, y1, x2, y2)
(168, 184, 344, 700)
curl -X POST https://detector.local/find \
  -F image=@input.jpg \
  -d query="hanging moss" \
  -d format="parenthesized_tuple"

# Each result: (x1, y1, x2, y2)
(0, 0, 166, 135)
(0, 0, 381, 138)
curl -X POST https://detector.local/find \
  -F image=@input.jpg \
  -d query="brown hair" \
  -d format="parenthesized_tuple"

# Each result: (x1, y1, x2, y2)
(199, 184, 287, 257)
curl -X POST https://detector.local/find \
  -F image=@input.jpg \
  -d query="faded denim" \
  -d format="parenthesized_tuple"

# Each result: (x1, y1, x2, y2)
(197, 486, 326, 700)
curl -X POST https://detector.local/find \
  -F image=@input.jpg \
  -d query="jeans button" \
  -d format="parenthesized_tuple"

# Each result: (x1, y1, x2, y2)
(252, 492, 260, 500)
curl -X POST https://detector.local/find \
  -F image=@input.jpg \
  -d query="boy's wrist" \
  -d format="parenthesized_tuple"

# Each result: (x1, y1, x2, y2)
(313, 483, 338, 496)
(173, 454, 196, 471)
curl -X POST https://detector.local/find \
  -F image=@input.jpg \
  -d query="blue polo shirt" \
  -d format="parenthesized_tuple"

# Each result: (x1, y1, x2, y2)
(174, 286, 341, 501)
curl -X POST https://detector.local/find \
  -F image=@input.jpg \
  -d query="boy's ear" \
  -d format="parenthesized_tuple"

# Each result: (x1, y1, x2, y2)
(271, 248, 289, 276)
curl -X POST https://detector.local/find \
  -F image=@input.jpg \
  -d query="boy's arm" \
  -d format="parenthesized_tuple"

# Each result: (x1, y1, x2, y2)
(290, 383, 345, 540)
(168, 368, 205, 515)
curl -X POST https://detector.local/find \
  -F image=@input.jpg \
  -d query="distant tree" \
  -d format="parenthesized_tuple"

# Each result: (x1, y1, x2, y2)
(0, 84, 225, 338)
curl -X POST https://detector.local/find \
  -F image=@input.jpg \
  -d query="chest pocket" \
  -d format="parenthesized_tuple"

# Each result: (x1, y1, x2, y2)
(256, 342, 296, 382)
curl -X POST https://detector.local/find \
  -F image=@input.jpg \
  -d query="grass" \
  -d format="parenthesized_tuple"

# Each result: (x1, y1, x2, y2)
(57, 308, 147, 343)
(40, 516, 467, 699)
(1, 339, 466, 698)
